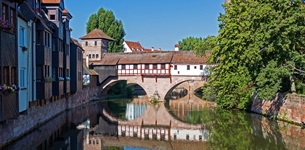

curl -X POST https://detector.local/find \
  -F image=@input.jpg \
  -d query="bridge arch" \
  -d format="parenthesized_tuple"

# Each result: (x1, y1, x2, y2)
(99, 76, 206, 101)
(101, 78, 149, 99)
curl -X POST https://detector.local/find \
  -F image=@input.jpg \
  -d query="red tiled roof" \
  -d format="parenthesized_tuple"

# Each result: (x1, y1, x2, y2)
(63, 9, 68, 13)
(42, 0, 60, 4)
(93, 51, 209, 65)
(171, 51, 208, 64)
(125, 41, 144, 52)
(80, 29, 114, 41)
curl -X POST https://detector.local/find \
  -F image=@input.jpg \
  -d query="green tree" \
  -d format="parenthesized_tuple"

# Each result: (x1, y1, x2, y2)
(209, 0, 305, 109)
(86, 8, 125, 52)
(178, 36, 216, 56)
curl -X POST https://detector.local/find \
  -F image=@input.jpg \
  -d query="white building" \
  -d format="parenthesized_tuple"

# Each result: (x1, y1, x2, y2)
(171, 51, 210, 76)
(123, 41, 144, 53)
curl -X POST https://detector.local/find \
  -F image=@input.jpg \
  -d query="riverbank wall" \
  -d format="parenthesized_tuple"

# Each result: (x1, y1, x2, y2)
(0, 86, 101, 148)
(251, 93, 305, 125)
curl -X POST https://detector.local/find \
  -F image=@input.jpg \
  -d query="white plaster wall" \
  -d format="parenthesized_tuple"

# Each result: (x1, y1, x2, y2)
(123, 41, 132, 53)
(171, 129, 209, 141)
(171, 64, 208, 76)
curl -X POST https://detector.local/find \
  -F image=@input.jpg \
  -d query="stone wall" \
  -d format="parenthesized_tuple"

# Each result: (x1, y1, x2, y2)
(251, 93, 305, 124)
(0, 86, 100, 148)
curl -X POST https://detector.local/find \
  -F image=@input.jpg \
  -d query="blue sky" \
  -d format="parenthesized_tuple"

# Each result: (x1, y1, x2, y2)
(65, 0, 225, 50)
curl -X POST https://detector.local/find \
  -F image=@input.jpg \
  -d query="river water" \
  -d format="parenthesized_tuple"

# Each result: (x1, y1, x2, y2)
(4, 98, 305, 150)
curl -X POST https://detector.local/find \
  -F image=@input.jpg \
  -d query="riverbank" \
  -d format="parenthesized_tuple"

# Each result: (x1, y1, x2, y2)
(0, 86, 101, 148)
(251, 93, 305, 126)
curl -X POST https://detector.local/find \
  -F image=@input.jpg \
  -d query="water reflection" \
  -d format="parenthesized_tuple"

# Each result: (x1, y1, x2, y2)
(4, 98, 305, 150)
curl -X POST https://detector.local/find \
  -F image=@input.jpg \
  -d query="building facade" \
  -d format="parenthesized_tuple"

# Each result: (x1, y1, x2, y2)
(80, 29, 114, 62)
(0, 0, 20, 122)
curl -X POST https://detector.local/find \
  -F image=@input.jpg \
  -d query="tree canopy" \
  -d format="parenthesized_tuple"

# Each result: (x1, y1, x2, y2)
(178, 36, 216, 56)
(86, 8, 125, 53)
(209, 0, 305, 109)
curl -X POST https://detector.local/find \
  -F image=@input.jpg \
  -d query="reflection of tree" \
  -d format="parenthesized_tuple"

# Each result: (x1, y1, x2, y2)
(184, 108, 289, 150)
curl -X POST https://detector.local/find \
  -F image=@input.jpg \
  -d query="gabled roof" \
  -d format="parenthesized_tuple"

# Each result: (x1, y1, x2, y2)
(80, 29, 114, 41)
(125, 41, 144, 52)
(42, 0, 61, 4)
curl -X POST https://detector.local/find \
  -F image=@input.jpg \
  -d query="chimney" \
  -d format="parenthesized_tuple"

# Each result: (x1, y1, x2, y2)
(158, 48, 161, 51)
(174, 44, 179, 51)
(151, 47, 154, 51)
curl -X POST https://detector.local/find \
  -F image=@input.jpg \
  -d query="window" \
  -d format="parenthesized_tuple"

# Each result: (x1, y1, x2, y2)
(20, 68, 26, 88)
(66, 69, 70, 77)
(95, 41, 97, 46)
(3, 67, 9, 84)
(10, 8, 15, 29)
(52, 67, 56, 81)
(96, 54, 99, 58)
(174, 65, 177, 70)
(36, 31, 42, 45)
(145, 64, 149, 69)
(85, 41, 88, 46)
(92, 54, 95, 58)
(200, 65, 203, 70)
(89, 54, 91, 58)
(45, 32, 51, 47)
(121, 64, 126, 70)
(161, 64, 165, 69)
(11, 67, 16, 84)
(133, 64, 138, 69)
(35, 0, 40, 9)
(153, 64, 157, 69)
(194, 66, 197, 69)
(2, 4, 8, 21)
(187, 65, 190, 70)
(50, 14, 55, 20)
(19, 26, 26, 47)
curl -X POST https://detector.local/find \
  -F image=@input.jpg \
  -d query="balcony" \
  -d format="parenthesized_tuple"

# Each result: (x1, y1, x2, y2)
(0, 92, 18, 122)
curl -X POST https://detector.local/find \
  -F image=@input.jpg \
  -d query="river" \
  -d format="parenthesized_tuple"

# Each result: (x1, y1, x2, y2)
(4, 98, 305, 150)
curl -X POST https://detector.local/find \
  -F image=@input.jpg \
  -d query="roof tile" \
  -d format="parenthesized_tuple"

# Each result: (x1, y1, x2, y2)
(80, 29, 114, 41)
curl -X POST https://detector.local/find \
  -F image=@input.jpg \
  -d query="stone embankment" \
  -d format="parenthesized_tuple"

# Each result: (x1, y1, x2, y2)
(0, 86, 101, 148)
(251, 93, 305, 125)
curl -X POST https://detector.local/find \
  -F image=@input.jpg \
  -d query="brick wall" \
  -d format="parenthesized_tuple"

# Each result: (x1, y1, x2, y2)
(251, 93, 305, 124)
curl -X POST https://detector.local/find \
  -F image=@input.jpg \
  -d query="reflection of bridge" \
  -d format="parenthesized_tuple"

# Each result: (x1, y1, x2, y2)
(83, 99, 215, 150)
(90, 51, 211, 100)
(103, 104, 209, 140)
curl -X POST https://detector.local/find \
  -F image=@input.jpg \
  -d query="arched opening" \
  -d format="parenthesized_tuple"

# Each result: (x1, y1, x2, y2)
(194, 87, 203, 99)
(103, 80, 148, 121)
(164, 81, 189, 101)
(103, 80, 147, 99)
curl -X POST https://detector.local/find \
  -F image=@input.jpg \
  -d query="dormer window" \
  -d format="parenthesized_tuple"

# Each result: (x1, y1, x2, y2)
(50, 14, 55, 20)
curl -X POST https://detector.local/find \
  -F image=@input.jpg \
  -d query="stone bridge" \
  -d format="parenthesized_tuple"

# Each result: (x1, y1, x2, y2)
(100, 75, 206, 101)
